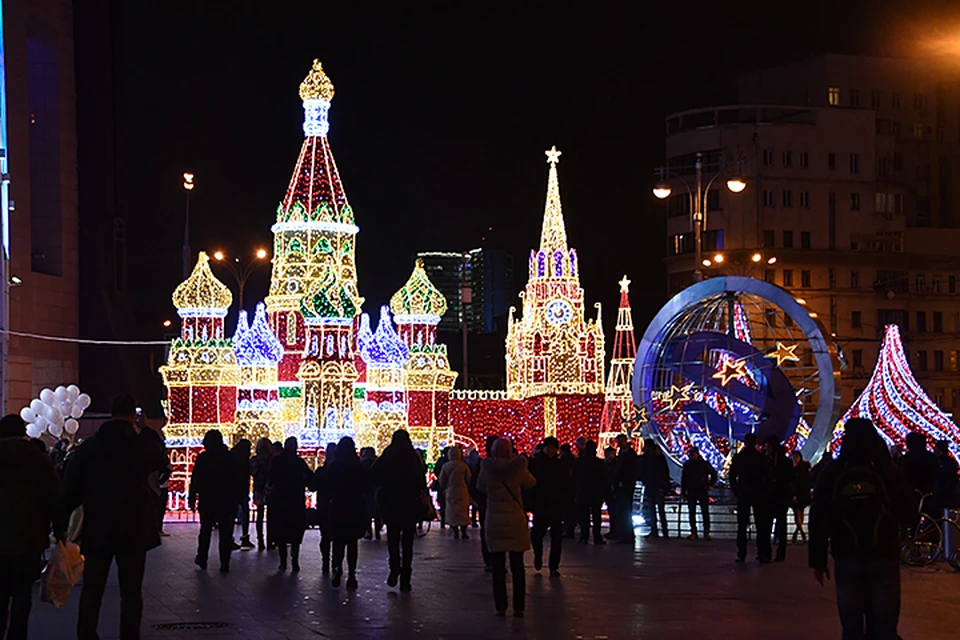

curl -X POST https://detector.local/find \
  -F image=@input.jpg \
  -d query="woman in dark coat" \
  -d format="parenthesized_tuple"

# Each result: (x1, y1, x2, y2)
(268, 437, 311, 571)
(249, 438, 274, 551)
(370, 429, 426, 591)
(325, 436, 368, 589)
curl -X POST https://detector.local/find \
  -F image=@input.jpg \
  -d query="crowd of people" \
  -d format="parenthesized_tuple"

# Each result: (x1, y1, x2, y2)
(2, 392, 960, 637)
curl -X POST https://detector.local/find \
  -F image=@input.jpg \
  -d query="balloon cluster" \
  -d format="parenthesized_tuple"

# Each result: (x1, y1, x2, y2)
(19, 385, 91, 439)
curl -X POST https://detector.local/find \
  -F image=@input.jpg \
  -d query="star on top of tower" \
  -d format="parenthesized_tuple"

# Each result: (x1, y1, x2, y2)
(619, 275, 631, 293)
(545, 145, 562, 165)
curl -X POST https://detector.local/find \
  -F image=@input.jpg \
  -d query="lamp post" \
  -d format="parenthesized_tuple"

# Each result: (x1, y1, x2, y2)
(211, 248, 269, 311)
(182, 172, 195, 279)
(653, 152, 746, 282)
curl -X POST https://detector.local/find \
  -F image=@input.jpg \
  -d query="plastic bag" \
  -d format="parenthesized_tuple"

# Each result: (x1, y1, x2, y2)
(40, 541, 84, 608)
(67, 506, 84, 544)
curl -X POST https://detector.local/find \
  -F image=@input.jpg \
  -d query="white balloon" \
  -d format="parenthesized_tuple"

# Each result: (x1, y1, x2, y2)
(77, 394, 92, 410)
(54, 386, 68, 403)
(70, 405, 83, 419)
(35, 415, 48, 429)
(20, 407, 36, 422)
(64, 419, 79, 435)
(25, 423, 43, 438)
(30, 399, 45, 414)
(39, 388, 55, 405)
(51, 409, 64, 427)
(48, 422, 63, 438)
(67, 385, 80, 402)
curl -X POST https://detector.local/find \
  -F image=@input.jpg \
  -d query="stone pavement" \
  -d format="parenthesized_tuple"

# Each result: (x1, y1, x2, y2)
(28, 521, 960, 639)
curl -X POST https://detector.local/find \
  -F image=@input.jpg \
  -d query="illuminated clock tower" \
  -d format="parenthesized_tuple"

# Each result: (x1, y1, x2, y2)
(505, 147, 605, 399)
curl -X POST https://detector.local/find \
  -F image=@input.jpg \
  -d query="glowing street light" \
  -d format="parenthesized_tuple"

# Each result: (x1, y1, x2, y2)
(751, 253, 763, 263)
(209, 249, 270, 311)
(213, 250, 225, 261)
(713, 253, 724, 264)
(162, 319, 172, 328)
(256, 248, 268, 260)
(701, 259, 712, 267)
(182, 172, 195, 190)
(725, 177, 746, 193)
(767, 256, 778, 265)
(652, 183, 672, 199)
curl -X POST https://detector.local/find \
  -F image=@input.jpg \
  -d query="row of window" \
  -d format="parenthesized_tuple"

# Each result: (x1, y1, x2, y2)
(762, 150, 860, 173)
(763, 190, 864, 212)
(762, 230, 812, 249)
(762, 268, 812, 288)
(827, 87, 927, 111)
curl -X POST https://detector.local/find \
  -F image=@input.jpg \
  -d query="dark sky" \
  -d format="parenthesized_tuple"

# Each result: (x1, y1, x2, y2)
(102, 0, 944, 347)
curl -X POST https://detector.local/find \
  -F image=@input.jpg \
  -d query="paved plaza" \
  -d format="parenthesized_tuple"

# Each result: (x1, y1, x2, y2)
(28, 521, 960, 639)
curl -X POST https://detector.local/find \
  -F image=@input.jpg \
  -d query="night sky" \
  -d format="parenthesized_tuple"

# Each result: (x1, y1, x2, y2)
(100, 0, 948, 350)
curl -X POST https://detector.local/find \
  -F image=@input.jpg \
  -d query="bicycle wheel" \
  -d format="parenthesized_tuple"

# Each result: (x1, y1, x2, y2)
(901, 513, 942, 566)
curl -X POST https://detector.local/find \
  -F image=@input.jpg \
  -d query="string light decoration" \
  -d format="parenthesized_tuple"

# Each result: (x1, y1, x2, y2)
(832, 324, 960, 460)
(505, 147, 605, 401)
(160, 252, 240, 511)
(355, 307, 409, 451)
(265, 59, 363, 436)
(599, 276, 642, 449)
(766, 341, 800, 367)
(233, 302, 285, 442)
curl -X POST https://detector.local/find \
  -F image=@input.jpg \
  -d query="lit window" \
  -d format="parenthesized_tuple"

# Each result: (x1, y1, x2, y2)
(913, 123, 923, 140)
(828, 86, 840, 106)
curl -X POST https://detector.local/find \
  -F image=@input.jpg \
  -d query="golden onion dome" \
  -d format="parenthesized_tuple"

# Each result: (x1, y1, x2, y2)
(390, 259, 447, 321)
(299, 59, 335, 102)
(172, 251, 233, 313)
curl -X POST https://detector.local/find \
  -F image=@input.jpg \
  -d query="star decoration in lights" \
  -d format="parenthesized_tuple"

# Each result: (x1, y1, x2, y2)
(664, 383, 694, 411)
(765, 341, 800, 367)
(636, 405, 648, 422)
(619, 275, 631, 293)
(545, 145, 562, 165)
(712, 359, 748, 386)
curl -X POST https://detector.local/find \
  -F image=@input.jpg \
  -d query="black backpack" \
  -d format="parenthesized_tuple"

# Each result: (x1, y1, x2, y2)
(831, 464, 892, 552)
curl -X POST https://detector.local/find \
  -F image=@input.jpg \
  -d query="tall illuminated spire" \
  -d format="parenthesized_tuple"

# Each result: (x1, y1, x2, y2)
(539, 145, 568, 255)
(600, 276, 641, 440)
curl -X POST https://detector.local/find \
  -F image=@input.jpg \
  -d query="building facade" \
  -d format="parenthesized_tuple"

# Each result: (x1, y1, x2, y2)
(661, 54, 960, 413)
(1, 0, 80, 414)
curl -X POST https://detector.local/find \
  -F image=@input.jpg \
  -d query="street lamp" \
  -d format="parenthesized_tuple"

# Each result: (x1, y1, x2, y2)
(653, 152, 746, 282)
(182, 172, 195, 279)
(210, 248, 269, 311)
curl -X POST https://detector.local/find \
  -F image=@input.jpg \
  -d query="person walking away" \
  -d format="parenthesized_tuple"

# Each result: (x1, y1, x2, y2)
(249, 438, 274, 551)
(730, 432, 772, 563)
(313, 442, 337, 573)
(0, 415, 59, 640)
(603, 445, 617, 533)
(432, 447, 450, 529)
(477, 438, 536, 617)
(439, 446, 472, 539)
(766, 439, 794, 562)
(189, 429, 236, 573)
(898, 431, 937, 499)
(558, 444, 578, 538)
(465, 448, 481, 527)
(611, 435, 640, 542)
(809, 418, 914, 639)
(573, 441, 608, 545)
(933, 439, 959, 512)
(681, 447, 717, 540)
(326, 437, 367, 589)
(359, 447, 382, 540)
(371, 430, 426, 591)
(268, 437, 311, 571)
(791, 451, 812, 543)
(471, 434, 500, 572)
(54, 394, 167, 640)
(640, 439, 670, 539)
(231, 439, 254, 550)
(528, 437, 572, 575)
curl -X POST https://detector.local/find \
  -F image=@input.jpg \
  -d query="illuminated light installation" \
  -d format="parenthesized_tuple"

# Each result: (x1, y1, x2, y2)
(390, 260, 458, 458)
(265, 59, 363, 437)
(355, 306, 410, 451)
(599, 276, 643, 448)
(832, 324, 960, 460)
(233, 302, 285, 443)
(451, 147, 605, 454)
(160, 252, 240, 510)
(633, 276, 840, 480)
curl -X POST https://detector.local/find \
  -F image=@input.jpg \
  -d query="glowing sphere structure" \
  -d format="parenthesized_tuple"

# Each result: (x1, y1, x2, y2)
(632, 276, 840, 478)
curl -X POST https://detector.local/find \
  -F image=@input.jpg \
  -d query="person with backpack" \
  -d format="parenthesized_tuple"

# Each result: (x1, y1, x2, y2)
(681, 447, 717, 540)
(809, 418, 914, 639)
(730, 432, 772, 563)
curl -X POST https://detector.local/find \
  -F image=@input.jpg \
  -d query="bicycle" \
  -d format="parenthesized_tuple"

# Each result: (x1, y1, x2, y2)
(900, 491, 944, 567)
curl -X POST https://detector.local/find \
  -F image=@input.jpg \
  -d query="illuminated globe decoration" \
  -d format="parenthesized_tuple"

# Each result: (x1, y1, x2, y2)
(632, 276, 840, 476)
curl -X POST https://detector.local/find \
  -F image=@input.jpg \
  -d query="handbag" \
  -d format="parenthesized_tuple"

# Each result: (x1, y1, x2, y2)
(419, 490, 437, 522)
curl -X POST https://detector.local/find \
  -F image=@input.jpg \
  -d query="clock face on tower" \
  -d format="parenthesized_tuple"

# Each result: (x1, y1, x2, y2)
(545, 299, 573, 325)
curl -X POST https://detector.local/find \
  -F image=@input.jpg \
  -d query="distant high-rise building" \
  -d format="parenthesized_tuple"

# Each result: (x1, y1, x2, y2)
(660, 53, 960, 412)
(416, 248, 514, 335)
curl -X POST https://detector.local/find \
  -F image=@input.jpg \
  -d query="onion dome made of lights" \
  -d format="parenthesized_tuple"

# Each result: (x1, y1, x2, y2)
(360, 306, 409, 368)
(299, 59, 335, 103)
(173, 251, 233, 315)
(235, 303, 284, 367)
(390, 258, 447, 322)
